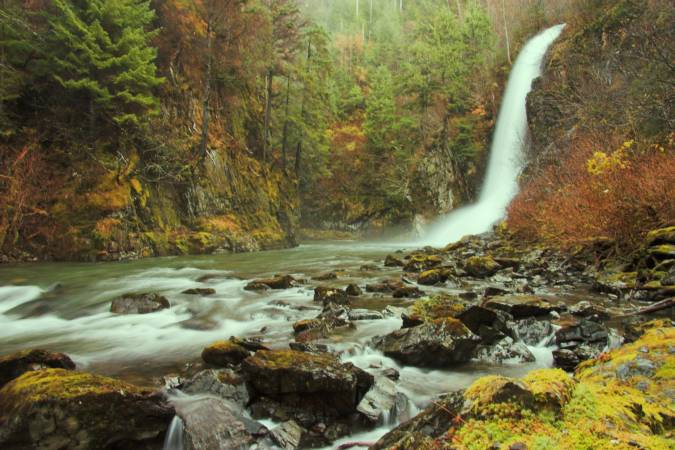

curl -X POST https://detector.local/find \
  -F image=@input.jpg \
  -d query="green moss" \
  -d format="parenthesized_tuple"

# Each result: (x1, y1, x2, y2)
(523, 368, 576, 411)
(246, 350, 337, 371)
(410, 294, 466, 322)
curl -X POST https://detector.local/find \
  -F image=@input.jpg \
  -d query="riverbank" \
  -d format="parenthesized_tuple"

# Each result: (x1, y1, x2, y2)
(0, 227, 672, 449)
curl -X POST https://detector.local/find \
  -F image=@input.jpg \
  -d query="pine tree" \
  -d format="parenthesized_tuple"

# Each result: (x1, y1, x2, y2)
(47, 0, 163, 128)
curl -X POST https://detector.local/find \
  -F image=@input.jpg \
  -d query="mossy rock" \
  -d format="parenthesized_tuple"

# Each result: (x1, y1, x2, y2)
(201, 341, 251, 367)
(463, 375, 535, 418)
(408, 294, 467, 323)
(0, 349, 75, 388)
(523, 368, 576, 412)
(417, 268, 453, 285)
(464, 255, 501, 277)
(403, 254, 443, 272)
(110, 292, 170, 314)
(646, 226, 675, 246)
(0, 369, 174, 450)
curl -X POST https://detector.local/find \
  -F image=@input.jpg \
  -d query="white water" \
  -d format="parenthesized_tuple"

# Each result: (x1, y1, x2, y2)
(423, 24, 566, 247)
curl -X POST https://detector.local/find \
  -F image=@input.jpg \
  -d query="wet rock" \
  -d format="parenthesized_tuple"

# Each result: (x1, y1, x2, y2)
(288, 342, 330, 353)
(465, 256, 501, 277)
(403, 254, 443, 272)
(374, 318, 481, 367)
(371, 391, 464, 449)
(403, 295, 468, 326)
(182, 288, 216, 296)
(174, 396, 267, 450)
(357, 376, 399, 423)
(366, 279, 404, 294)
(181, 369, 250, 408)
(229, 336, 270, 353)
(494, 257, 522, 271)
(483, 284, 511, 297)
(382, 368, 400, 381)
(245, 275, 296, 291)
(202, 341, 251, 367)
(0, 349, 75, 388)
(384, 255, 405, 267)
(473, 337, 536, 364)
(345, 283, 362, 296)
(568, 301, 611, 321)
(110, 292, 170, 314)
(270, 420, 304, 449)
(313, 286, 349, 306)
(241, 350, 373, 417)
(179, 317, 219, 330)
(456, 305, 498, 334)
(0, 368, 173, 449)
(392, 285, 425, 298)
(360, 264, 380, 271)
(615, 357, 656, 380)
(486, 295, 564, 318)
(552, 348, 582, 371)
(348, 309, 384, 321)
(513, 318, 554, 346)
(594, 271, 637, 294)
(555, 319, 609, 349)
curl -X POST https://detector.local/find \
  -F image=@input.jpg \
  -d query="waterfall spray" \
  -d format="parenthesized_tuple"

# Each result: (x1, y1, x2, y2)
(422, 24, 566, 247)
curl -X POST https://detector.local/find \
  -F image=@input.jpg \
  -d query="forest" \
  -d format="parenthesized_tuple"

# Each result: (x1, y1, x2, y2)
(0, 1, 673, 450)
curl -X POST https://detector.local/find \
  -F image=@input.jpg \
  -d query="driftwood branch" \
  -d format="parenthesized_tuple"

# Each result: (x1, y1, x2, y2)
(336, 442, 375, 450)
(622, 298, 674, 317)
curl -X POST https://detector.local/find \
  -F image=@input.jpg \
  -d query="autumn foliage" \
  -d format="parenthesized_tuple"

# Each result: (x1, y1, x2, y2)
(507, 134, 675, 249)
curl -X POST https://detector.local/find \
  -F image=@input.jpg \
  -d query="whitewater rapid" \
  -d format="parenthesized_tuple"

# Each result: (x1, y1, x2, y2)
(423, 24, 566, 247)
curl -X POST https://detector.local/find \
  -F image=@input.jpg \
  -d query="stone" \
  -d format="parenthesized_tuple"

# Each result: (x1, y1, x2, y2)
(555, 320, 609, 349)
(485, 295, 563, 318)
(457, 305, 498, 334)
(403, 254, 443, 272)
(374, 318, 481, 367)
(473, 337, 536, 364)
(313, 286, 349, 306)
(181, 369, 250, 408)
(382, 368, 400, 381)
(110, 292, 170, 314)
(513, 318, 554, 346)
(181, 288, 216, 296)
(568, 301, 610, 321)
(463, 375, 535, 417)
(348, 309, 384, 321)
(370, 391, 464, 449)
(392, 285, 425, 298)
(357, 376, 399, 423)
(384, 255, 405, 267)
(464, 256, 501, 277)
(0, 369, 173, 449)
(270, 420, 304, 449)
(174, 395, 267, 450)
(313, 272, 338, 281)
(288, 342, 330, 353)
(345, 283, 362, 296)
(0, 349, 75, 388)
(245, 275, 295, 291)
(241, 350, 373, 417)
(202, 341, 251, 367)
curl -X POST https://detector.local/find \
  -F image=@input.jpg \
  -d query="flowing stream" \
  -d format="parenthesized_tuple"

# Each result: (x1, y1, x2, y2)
(423, 24, 566, 247)
(0, 25, 567, 450)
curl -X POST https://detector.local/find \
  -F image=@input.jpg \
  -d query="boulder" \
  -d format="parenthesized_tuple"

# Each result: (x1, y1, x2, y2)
(464, 256, 501, 277)
(348, 309, 384, 321)
(0, 369, 173, 449)
(181, 369, 250, 408)
(392, 285, 425, 298)
(110, 292, 169, 314)
(0, 349, 75, 388)
(512, 318, 554, 346)
(270, 420, 304, 449)
(181, 288, 216, 296)
(313, 272, 338, 281)
(485, 295, 563, 318)
(245, 275, 295, 291)
(555, 320, 609, 349)
(241, 350, 373, 417)
(371, 391, 464, 450)
(568, 301, 610, 321)
(456, 305, 498, 334)
(373, 318, 481, 367)
(522, 368, 576, 412)
(403, 254, 443, 272)
(173, 395, 268, 450)
(357, 376, 399, 424)
(201, 341, 251, 367)
(462, 375, 535, 417)
(345, 283, 363, 296)
(313, 286, 349, 306)
(384, 255, 405, 267)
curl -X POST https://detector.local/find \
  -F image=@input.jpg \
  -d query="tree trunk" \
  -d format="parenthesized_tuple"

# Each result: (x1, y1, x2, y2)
(295, 38, 312, 177)
(262, 68, 273, 164)
(281, 75, 291, 171)
(199, 21, 213, 162)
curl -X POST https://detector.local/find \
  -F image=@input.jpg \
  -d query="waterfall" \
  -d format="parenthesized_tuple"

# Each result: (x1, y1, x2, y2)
(163, 416, 185, 450)
(423, 24, 566, 247)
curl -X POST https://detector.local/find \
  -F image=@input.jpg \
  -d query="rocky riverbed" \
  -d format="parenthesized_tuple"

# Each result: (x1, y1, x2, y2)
(0, 228, 673, 449)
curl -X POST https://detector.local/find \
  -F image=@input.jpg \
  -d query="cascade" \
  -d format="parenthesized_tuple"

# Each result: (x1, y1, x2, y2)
(423, 24, 566, 246)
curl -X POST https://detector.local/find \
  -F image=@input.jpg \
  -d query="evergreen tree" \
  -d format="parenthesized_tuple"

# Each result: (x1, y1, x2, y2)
(47, 0, 163, 128)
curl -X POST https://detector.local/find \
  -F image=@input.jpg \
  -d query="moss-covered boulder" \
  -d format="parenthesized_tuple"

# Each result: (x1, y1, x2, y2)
(485, 295, 564, 318)
(313, 286, 349, 306)
(373, 318, 481, 367)
(110, 292, 170, 314)
(417, 268, 453, 285)
(403, 254, 443, 272)
(384, 255, 404, 267)
(464, 255, 501, 277)
(0, 349, 75, 388)
(0, 369, 173, 449)
(241, 350, 373, 418)
(201, 341, 251, 367)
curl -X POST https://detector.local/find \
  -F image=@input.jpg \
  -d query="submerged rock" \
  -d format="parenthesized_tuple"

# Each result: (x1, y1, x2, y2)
(201, 341, 251, 367)
(473, 337, 536, 364)
(345, 283, 363, 296)
(110, 292, 170, 314)
(181, 288, 216, 296)
(241, 350, 373, 418)
(181, 369, 250, 408)
(0, 349, 75, 388)
(374, 318, 481, 367)
(0, 368, 173, 449)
